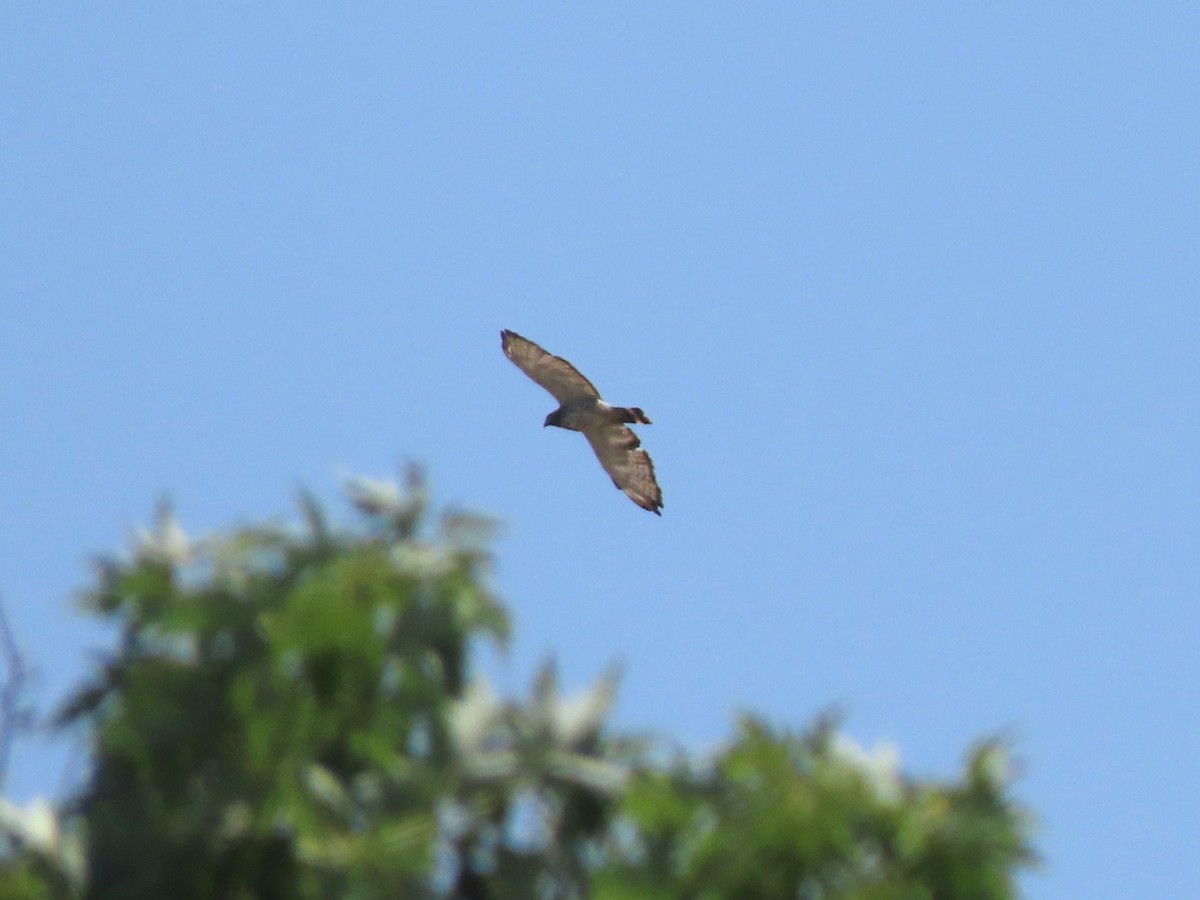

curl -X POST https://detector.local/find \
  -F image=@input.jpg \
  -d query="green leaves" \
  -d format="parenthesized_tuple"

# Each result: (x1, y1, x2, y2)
(610, 717, 1034, 899)
(1, 470, 1036, 899)
(46, 473, 511, 899)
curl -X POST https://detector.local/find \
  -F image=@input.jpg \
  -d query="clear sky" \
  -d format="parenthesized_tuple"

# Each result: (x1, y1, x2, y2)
(2, 6, 1197, 897)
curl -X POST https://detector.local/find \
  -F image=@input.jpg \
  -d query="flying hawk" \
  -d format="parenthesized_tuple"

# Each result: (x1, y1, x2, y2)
(501, 329, 663, 515)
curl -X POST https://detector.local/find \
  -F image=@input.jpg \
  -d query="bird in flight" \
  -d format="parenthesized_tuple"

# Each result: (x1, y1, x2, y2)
(501, 329, 663, 515)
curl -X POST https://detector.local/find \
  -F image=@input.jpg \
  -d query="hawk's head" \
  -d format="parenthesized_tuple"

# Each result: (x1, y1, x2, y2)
(543, 410, 561, 428)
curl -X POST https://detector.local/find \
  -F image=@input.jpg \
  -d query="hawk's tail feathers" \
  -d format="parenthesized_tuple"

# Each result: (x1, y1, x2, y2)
(618, 407, 652, 425)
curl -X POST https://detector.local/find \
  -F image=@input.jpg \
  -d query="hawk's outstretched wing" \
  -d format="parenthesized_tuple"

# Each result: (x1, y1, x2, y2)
(501, 330, 600, 403)
(583, 424, 663, 516)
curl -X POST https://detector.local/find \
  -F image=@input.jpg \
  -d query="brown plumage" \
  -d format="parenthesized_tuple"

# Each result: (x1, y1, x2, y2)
(501, 329, 663, 515)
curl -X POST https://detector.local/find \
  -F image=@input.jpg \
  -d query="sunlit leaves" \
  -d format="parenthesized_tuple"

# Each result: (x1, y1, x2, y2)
(1, 470, 1035, 899)
(611, 717, 1033, 899)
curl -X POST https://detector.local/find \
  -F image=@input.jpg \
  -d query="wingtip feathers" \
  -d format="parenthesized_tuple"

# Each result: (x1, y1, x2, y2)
(627, 489, 664, 516)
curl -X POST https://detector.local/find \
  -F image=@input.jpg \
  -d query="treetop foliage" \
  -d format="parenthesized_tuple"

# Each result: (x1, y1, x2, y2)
(0, 469, 1035, 899)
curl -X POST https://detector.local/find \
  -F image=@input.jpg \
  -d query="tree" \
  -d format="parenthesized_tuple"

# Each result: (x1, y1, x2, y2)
(0, 471, 1035, 899)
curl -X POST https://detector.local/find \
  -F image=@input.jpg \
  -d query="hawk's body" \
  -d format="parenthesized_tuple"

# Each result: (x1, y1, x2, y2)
(501, 329, 663, 515)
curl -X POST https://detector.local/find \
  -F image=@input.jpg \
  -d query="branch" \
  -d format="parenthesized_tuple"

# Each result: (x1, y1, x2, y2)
(0, 596, 32, 791)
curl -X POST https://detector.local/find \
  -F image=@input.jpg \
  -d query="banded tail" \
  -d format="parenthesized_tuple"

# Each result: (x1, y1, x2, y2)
(616, 406, 652, 425)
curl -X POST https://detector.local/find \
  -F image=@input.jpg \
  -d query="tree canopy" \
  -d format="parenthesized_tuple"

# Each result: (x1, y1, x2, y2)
(0, 471, 1035, 899)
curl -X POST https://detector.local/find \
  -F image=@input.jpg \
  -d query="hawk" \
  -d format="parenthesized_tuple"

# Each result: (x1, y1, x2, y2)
(501, 329, 664, 515)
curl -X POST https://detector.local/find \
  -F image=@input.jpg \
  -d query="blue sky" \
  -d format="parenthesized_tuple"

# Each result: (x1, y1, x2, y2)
(2, 5, 1197, 896)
